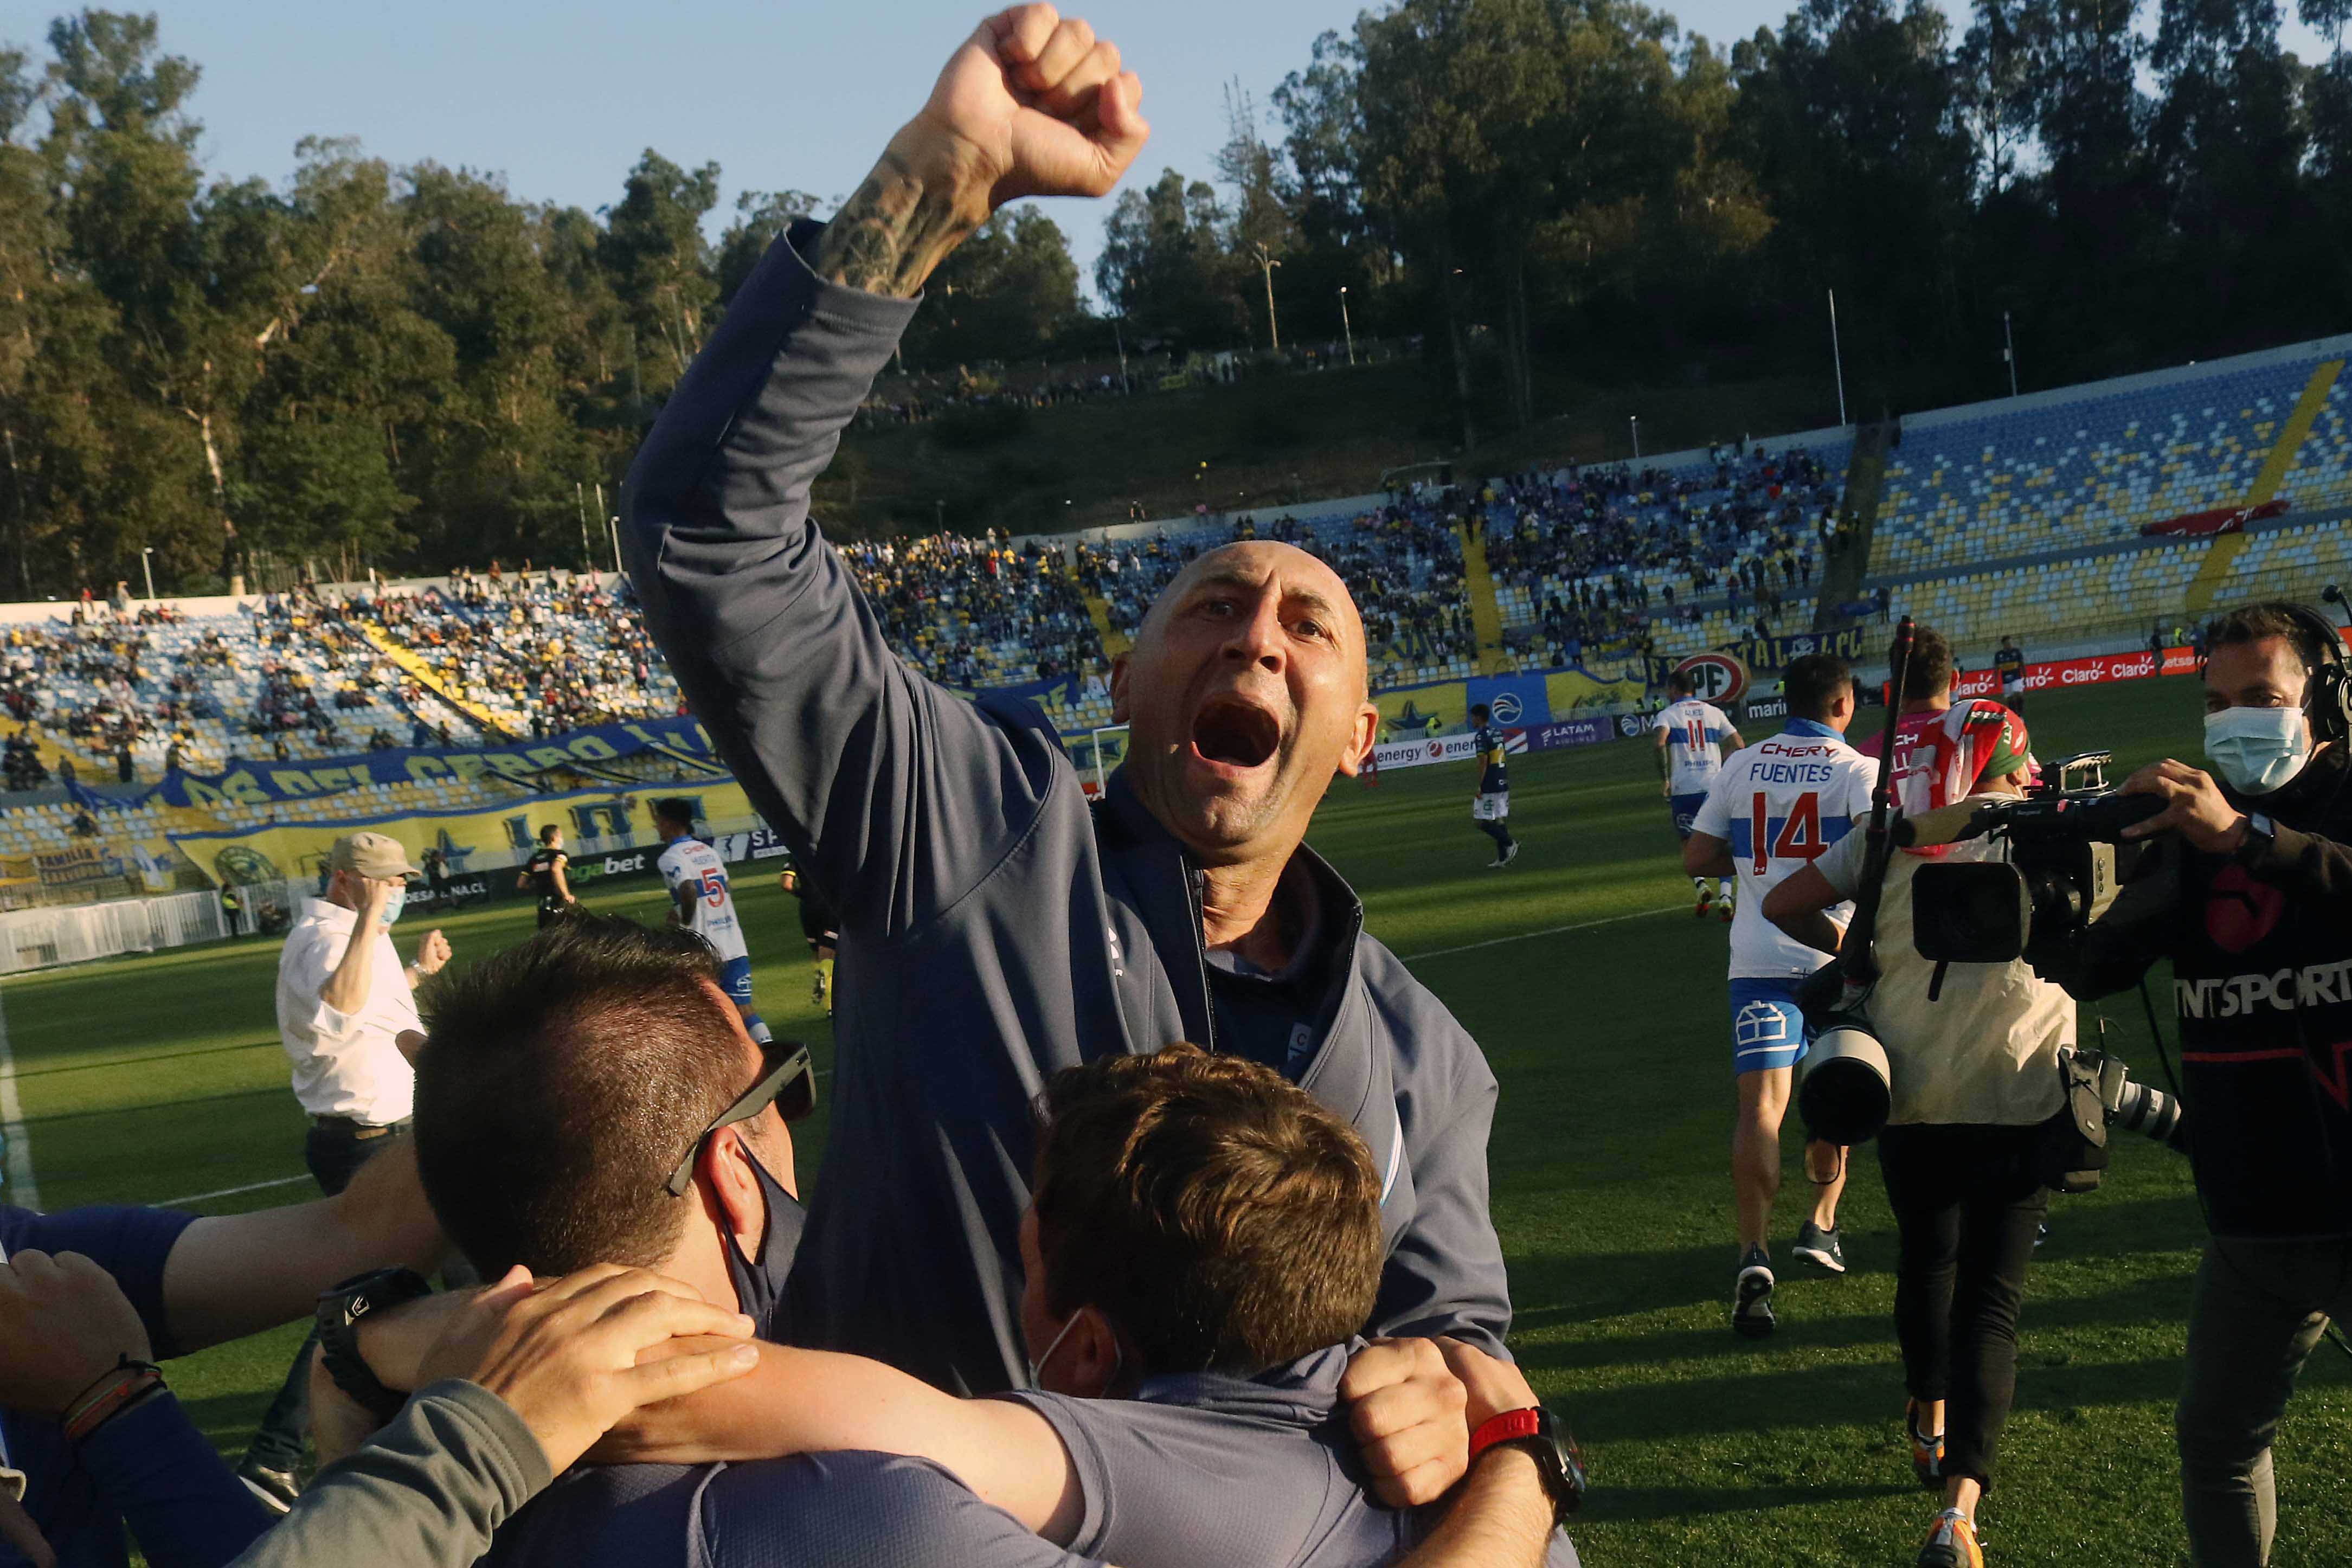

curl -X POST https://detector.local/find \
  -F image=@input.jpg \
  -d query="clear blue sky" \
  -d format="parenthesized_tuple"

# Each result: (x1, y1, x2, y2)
(4, 0, 2340, 299)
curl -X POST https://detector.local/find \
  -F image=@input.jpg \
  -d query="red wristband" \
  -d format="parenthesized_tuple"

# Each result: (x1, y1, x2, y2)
(1468, 1406, 1544, 1461)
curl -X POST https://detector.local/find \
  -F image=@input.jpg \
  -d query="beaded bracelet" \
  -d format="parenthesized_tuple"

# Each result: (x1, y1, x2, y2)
(61, 1358, 166, 1445)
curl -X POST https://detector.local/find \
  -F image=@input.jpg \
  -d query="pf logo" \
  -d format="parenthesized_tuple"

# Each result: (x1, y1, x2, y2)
(1489, 692, 1524, 724)
(2205, 864, 2286, 955)
(1673, 651, 1749, 705)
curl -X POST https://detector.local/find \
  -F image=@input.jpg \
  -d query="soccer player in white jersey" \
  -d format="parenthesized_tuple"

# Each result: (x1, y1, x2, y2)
(1653, 670, 1743, 919)
(651, 798, 774, 1048)
(1685, 653, 1877, 1338)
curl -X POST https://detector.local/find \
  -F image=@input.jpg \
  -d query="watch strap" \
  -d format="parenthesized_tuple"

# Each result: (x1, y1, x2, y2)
(1468, 1407, 1544, 1460)
(2235, 812, 2278, 866)
(315, 1267, 433, 1424)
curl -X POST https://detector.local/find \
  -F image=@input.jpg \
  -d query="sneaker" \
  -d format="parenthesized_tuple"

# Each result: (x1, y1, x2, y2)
(1792, 1219, 1847, 1275)
(1501, 840, 1520, 866)
(1905, 1399, 1945, 1489)
(1917, 1508, 1982, 1568)
(1694, 884, 1715, 918)
(1732, 1247, 1776, 1339)
(1718, 895, 1736, 924)
(236, 1456, 300, 1515)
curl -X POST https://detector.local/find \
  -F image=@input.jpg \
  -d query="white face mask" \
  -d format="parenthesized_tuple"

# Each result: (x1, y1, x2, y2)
(2204, 704, 2312, 795)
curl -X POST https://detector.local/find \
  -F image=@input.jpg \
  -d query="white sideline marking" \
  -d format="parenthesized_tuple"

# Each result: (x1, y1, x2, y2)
(159, 1174, 313, 1207)
(0, 987, 37, 1210)
(1400, 903, 1682, 962)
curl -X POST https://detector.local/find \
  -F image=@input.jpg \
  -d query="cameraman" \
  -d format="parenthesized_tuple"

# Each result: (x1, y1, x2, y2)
(2054, 602, 2352, 1568)
(1763, 709, 2059, 1568)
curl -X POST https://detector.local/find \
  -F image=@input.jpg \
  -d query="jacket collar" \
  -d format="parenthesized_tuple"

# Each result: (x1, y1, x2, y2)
(1096, 766, 1370, 1065)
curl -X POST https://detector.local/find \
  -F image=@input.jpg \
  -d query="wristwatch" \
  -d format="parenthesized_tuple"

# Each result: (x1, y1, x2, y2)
(2235, 812, 2279, 867)
(1468, 1405, 1588, 1522)
(315, 1266, 434, 1423)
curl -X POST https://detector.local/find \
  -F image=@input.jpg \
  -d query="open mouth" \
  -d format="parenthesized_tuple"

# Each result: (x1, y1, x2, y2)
(1191, 696, 1281, 769)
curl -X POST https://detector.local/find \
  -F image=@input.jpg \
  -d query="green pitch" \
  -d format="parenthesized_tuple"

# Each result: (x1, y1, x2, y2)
(7, 674, 2347, 1566)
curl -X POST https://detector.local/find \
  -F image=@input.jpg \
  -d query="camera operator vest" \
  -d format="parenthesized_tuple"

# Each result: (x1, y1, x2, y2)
(2142, 744, 2352, 1238)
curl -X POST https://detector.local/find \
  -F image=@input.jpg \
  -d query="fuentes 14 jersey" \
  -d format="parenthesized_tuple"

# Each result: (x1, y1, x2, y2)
(1692, 722, 1878, 979)
(658, 836, 750, 965)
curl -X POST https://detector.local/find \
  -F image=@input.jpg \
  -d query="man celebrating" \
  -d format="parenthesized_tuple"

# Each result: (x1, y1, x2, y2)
(1465, 704, 1520, 868)
(622, 0, 1510, 1473)
(1653, 670, 1742, 918)
(1683, 655, 1872, 1334)
(650, 799, 773, 1047)
(242, 831, 451, 1507)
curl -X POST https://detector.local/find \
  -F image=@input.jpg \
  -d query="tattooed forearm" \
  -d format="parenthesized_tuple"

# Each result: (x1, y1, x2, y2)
(812, 137, 992, 299)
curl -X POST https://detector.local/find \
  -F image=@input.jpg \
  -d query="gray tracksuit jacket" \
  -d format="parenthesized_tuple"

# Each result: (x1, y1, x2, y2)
(621, 222, 1512, 1395)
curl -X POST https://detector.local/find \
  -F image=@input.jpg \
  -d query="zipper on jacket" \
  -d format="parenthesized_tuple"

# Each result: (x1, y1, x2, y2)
(1181, 857, 1218, 1055)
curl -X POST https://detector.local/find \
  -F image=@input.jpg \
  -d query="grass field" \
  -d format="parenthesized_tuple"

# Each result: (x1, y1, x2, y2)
(6, 672, 2347, 1566)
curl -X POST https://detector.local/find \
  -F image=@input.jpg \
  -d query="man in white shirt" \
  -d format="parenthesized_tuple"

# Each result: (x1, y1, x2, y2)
(1683, 655, 1875, 1337)
(651, 799, 773, 1047)
(241, 831, 451, 1511)
(1653, 671, 1744, 918)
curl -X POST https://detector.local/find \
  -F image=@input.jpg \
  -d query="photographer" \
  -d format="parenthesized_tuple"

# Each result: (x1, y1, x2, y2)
(2054, 602, 2352, 1568)
(1764, 707, 2060, 1568)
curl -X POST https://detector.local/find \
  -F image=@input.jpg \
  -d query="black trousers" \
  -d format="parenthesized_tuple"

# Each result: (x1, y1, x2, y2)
(1877, 1122, 2050, 1490)
(244, 1119, 409, 1471)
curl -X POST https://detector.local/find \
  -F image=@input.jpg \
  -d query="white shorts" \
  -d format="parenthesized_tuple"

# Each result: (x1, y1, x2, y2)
(2002, 677, 2024, 697)
(1473, 792, 1510, 822)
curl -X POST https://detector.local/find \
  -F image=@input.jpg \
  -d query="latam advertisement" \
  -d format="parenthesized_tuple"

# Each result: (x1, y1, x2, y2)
(1369, 719, 1614, 773)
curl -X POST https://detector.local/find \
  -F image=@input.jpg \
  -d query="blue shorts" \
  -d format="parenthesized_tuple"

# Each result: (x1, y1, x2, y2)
(717, 955, 755, 1008)
(1729, 976, 1813, 1076)
(1670, 793, 1710, 840)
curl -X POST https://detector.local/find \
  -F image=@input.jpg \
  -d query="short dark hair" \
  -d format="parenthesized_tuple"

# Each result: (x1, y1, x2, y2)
(1469, 703, 1490, 722)
(1894, 625, 1955, 705)
(1783, 653, 1853, 719)
(2206, 602, 2332, 679)
(537, 823, 561, 845)
(1667, 670, 1693, 696)
(650, 798, 695, 828)
(413, 915, 745, 1277)
(1031, 1044, 1383, 1378)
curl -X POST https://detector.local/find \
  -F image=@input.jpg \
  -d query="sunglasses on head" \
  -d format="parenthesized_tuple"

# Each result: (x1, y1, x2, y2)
(664, 1038, 816, 1198)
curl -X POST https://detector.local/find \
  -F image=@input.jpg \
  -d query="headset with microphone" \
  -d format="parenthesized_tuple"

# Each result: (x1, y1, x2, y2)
(2275, 587, 2352, 746)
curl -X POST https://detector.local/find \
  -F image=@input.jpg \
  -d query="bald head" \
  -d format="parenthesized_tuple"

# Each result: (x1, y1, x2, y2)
(1111, 541, 1380, 864)
(1141, 544, 1370, 698)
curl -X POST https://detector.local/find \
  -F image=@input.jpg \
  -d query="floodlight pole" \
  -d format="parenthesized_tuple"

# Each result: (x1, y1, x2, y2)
(1829, 288, 1849, 428)
(2004, 311, 2019, 399)
(1339, 286, 1355, 366)
(140, 547, 155, 602)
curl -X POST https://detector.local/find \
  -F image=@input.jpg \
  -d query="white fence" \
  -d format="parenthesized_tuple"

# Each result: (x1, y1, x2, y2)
(0, 888, 230, 975)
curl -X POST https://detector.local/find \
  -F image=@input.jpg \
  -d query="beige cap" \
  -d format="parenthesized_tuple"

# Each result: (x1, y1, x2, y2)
(329, 831, 419, 880)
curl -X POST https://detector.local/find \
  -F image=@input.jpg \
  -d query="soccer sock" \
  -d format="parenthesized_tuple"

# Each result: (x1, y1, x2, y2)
(1720, 878, 1734, 899)
(1692, 876, 1710, 895)
(746, 1014, 774, 1047)
(817, 957, 834, 1005)
(1477, 820, 1510, 852)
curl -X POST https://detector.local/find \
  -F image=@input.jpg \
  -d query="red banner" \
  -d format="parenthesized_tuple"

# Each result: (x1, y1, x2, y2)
(1957, 647, 2175, 698)
(2137, 497, 2289, 538)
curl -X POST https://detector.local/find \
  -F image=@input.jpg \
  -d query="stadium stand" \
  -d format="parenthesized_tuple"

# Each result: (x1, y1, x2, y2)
(10, 334, 2352, 893)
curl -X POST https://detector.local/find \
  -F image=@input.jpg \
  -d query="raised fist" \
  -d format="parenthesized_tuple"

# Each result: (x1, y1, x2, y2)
(911, 5, 1148, 210)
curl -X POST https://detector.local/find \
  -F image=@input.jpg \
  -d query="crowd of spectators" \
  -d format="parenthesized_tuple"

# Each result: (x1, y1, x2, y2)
(843, 530, 1106, 689)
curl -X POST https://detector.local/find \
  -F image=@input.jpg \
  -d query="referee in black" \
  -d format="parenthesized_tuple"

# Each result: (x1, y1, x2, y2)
(518, 824, 575, 927)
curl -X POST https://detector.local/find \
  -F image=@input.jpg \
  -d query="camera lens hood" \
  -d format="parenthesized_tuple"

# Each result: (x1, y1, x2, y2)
(1798, 1017, 1893, 1145)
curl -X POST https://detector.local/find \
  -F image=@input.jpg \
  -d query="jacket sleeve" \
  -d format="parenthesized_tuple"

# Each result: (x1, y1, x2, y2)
(77, 1392, 274, 1568)
(2241, 823, 2352, 940)
(1370, 1002, 1513, 1358)
(621, 223, 1061, 939)
(222, 1381, 550, 1568)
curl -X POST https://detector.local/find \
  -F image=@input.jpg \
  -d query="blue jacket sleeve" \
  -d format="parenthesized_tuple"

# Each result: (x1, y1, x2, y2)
(622, 224, 1063, 940)
(75, 1392, 274, 1568)
(1370, 1021, 1512, 1359)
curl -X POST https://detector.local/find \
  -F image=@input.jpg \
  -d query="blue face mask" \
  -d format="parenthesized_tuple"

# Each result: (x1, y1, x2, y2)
(379, 884, 407, 928)
(2204, 705, 2312, 795)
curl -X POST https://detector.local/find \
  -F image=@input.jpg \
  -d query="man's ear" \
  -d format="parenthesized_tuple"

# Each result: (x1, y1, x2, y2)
(1108, 654, 1132, 724)
(1058, 1306, 1129, 1399)
(698, 1124, 769, 1258)
(1334, 701, 1380, 779)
